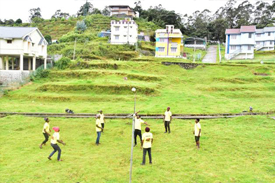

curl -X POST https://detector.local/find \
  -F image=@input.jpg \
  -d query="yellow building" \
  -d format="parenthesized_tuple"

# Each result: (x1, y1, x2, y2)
(155, 25, 184, 58)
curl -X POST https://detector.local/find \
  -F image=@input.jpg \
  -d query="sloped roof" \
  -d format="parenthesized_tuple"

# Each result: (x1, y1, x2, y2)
(0, 27, 37, 39)
(225, 29, 240, 34)
(109, 5, 130, 8)
(240, 26, 256, 33)
(264, 27, 275, 32)
(256, 29, 264, 33)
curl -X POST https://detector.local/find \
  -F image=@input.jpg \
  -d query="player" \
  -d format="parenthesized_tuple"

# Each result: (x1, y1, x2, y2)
(48, 127, 66, 161)
(193, 119, 202, 149)
(164, 107, 172, 133)
(141, 127, 153, 165)
(39, 117, 51, 149)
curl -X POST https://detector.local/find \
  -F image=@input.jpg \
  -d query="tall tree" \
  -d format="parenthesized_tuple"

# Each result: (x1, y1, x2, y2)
(77, 2, 94, 16)
(29, 7, 42, 21)
(254, 1, 274, 28)
(52, 10, 70, 19)
(102, 6, 110, 16)
(235, 1, 254, 27)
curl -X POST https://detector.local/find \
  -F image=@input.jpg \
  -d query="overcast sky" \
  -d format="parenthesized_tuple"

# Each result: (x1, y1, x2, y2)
(0, 0, 273, 22)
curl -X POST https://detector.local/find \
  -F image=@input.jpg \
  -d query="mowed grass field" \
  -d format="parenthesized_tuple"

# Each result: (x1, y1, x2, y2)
(0, 115, 274, 183)
(1, 60, 275, 114)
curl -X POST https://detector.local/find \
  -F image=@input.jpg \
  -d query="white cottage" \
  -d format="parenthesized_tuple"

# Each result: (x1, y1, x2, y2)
(110, 20, 138, 45)
(0, 27, 48, 71)
(225, 26, 256, 60)
(255, 27, 275, 51)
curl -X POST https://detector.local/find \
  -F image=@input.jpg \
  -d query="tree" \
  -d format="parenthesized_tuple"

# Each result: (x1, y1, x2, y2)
(102, 6, 110, 16)
(76, 20, 87, 33)
(235, 0, 254, 27)
(52, 10, 70, 19)
(15, 19, 22, 24)
(29, 7, 42, 22)
(254, 1, 274, 28)
(44, 35, 52, 45)
(77, 2, 93, 16)
(134, 1, 142, 15)
(92, 8, 101, 14)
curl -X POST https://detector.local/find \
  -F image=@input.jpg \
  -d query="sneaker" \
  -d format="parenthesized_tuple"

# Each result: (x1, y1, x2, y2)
(164, 132, 167, 133)
(140, 163, 145, 165)
(150, 162, 152, 164)
(58, 159, 63, 161)
(48, 157, 51, 160)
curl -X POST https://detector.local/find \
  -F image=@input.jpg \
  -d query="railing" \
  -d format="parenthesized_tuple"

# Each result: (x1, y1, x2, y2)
(228, 49, 241, 60)
(256, 46, 264, 51)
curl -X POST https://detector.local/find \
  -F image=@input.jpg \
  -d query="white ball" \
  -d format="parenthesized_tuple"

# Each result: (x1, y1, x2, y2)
(132, 87, 136, 92)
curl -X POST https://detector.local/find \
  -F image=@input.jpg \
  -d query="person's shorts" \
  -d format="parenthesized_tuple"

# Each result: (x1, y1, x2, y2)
(195, 136, 200, 142)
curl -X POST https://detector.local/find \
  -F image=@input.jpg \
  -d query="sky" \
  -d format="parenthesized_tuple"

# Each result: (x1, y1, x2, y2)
(0, 0, 273, 22)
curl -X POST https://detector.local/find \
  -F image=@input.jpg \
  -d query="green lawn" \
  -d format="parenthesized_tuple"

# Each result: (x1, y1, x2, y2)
(0, 115, 274, 182)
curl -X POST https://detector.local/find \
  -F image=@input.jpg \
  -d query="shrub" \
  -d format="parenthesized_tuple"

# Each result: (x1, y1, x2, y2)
(55, 57, 71, 70)
(75, 20, 87, 33)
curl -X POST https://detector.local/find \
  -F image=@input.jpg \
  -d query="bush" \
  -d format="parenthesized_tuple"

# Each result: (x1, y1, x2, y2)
(75, 20, 87, 33)
(30, 65, 50, 80)
(55, 57, 71, 70)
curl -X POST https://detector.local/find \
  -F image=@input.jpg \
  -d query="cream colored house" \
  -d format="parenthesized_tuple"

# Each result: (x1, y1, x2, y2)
(0, 27, 48, 71)
(109, 5, 137, 18)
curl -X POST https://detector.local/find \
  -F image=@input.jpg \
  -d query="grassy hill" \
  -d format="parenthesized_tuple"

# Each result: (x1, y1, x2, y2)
(1, 60, 275, 114)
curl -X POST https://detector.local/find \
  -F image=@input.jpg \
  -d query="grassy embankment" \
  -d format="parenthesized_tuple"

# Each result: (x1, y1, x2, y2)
(1, 60, 275, 114)
(0, 115, 274, 183)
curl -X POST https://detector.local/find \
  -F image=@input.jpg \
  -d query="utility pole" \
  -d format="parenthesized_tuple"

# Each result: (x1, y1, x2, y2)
(129, 87, 136, 183)
(73, 38, 77, 60)
(193, 39, 196, 62)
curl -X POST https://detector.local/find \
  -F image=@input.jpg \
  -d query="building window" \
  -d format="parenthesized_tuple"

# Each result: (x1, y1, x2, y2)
(115, 35, 119, 40)
(171, 47, 177, 52)
(115, 27, 119, 31)
(257, 42, 260, 45)
(248, 46, 251, 50)
(257, 34, 261, 37)
(248, 33, 252, 38)
(270, 41, 273, 45)
(130, 35, 132, 37)
(231, 46, 236, 50)
(268, 32, 271, 36)
(124, 35, 126, 37)
(158, 47, 165, 52)
(231, 35, 237, 39)
(124, 26, 127, 28)
(32, 43, 35, 47)
(130, 26, 132, 28)
(159, 38, 166, 42)
(7, 40, 12, 44)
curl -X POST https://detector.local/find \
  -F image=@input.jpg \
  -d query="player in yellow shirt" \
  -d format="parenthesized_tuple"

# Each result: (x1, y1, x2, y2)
(163, 107, 172, 133)
(48, 127, 66, 161)
(141, 127, 153, 165)
(95, 114, 103, 145)
(193, 119, 202, 149)
(39, 118, 51, 149)
(98, 110, 105, 132)
(134, 112, 149, 147)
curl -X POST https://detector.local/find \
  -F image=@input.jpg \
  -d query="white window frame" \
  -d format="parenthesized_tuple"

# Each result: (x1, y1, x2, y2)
(248, 45, 251, 50)
(231, 46, 236, 50)
(231, 35, 237, 39)
(115, 26, 120, 31)
(171, 47, 177, 52)
(115, 35, 119, 40)
(158, 47, 165, 52)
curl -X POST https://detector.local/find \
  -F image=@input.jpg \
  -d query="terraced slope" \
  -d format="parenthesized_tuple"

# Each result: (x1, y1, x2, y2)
(1, 60, 275, 114)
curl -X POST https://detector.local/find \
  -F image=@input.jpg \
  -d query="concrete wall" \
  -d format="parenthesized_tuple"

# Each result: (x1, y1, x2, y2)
(0, 70, 31, 85)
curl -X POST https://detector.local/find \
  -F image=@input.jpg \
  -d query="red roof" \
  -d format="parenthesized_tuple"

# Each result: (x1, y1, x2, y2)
(225, 29, 240, 34)
(240, 26, 256, 33)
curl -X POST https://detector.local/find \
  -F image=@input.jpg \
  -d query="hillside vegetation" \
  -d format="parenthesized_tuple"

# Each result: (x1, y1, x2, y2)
(1, 59, 275, 114)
